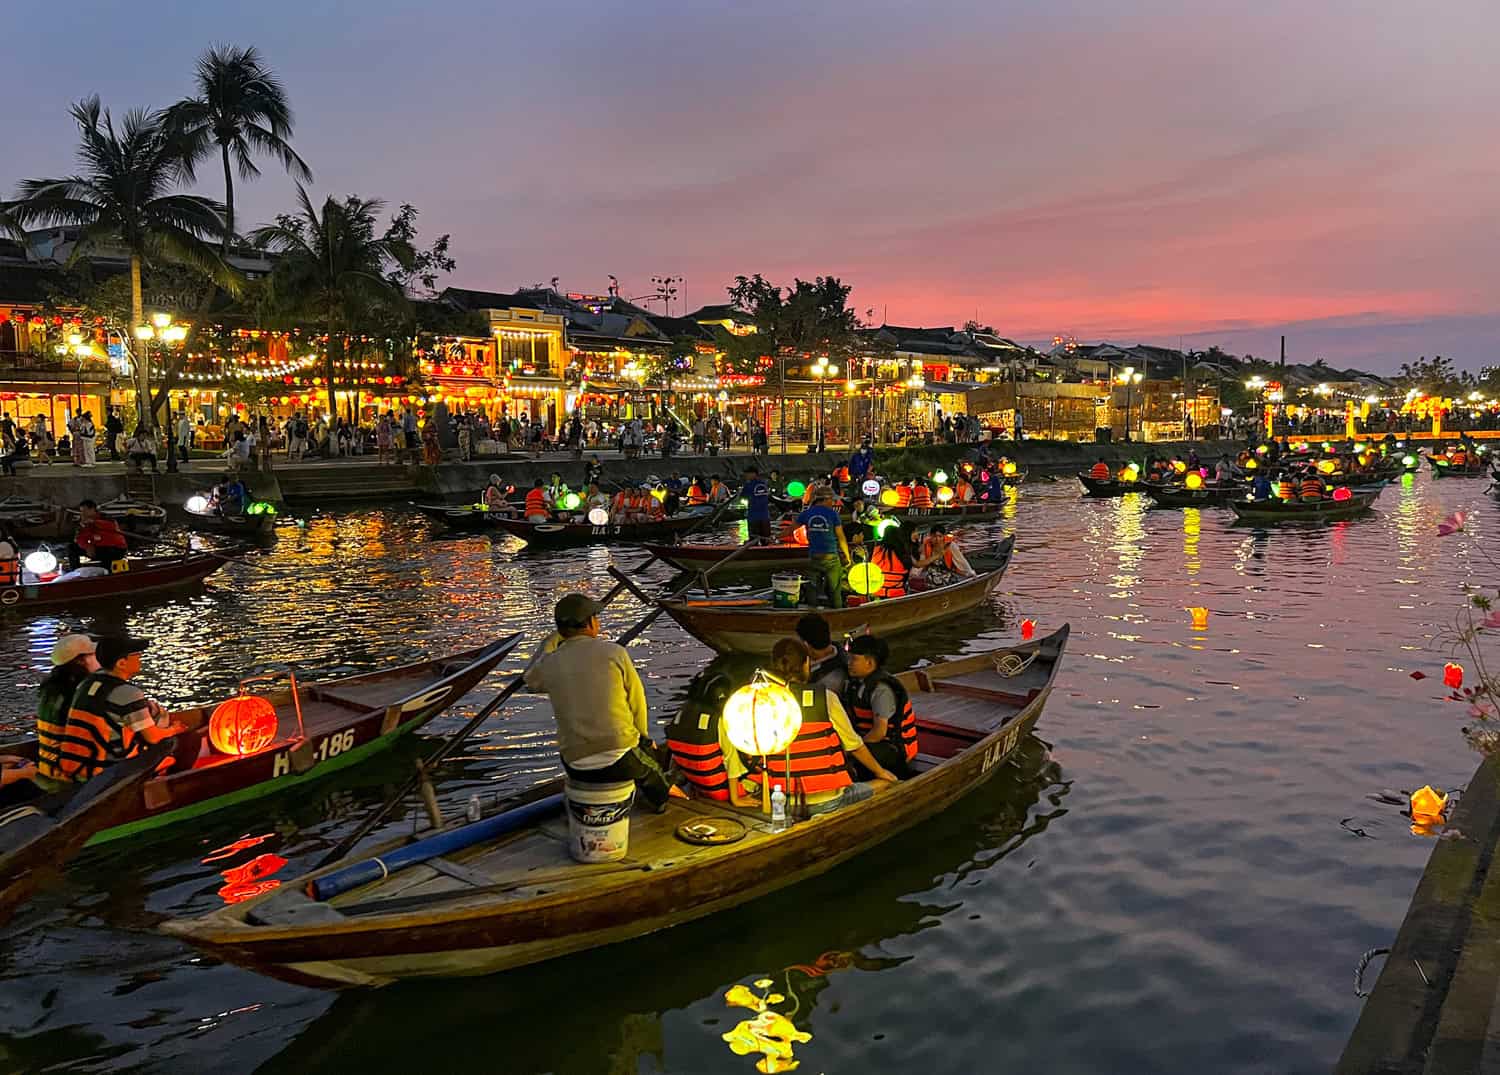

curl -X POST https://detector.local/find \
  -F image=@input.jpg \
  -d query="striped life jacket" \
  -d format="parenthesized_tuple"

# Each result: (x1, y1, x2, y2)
(921, 534, 957, 570)
(0, 554, 15, 585)
(746, 686, 853, 796)
(525, 488, 549, 517)
(955, 480, 974, 502)
(665, 707, 729, 801)
(1300, 478, 1323, 501)
(37, 673, 146, 783)
(910, 484, 933, 508)
(869, 546, 908, 599)
(1277, 480, 1296, 501)
(849, 670, 918, 764)
(686, 484, 708, 506)
(893, 485, 912, 507)
(1089, 462, 1111, 479)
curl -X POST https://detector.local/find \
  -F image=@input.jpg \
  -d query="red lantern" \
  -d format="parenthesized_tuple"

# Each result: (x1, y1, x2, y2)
(208, 694, 278, 755)
(1021, 619, 1036, 640)
(1332, 486, 1352, 502)
(1444, 663, 1464, 689)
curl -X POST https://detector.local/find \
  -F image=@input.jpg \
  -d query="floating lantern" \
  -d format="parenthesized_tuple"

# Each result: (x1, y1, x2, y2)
(1317, 459, 1337, 474)
(881, 488, 901, 507)
(246, 501, 276, 516)
(937, 486, 954, 503)
(588, 507, 609, 525)
(185, 494, 209, 514)
(1188, 607, 1209, 630)
(862, 479, 881, 497)
(1002, 461, 1018, 476)
(722, 673, 803, 757)
(1444, 662, 1464, 689)
(1172, 460, 1188, 474)
(847, 561, 885, 596)
(560, 492, 582, 511)
(932, 470, 948, 484)
(1410, 785, 1448, 825)
(1020, 619, 1035, 640)
(1332, 486, 1352, 502)
(785, 481, 806, 498)
(23, 547, 57, 575)
(1185, 473, 1204, 490)
(209, 693, 278, 756)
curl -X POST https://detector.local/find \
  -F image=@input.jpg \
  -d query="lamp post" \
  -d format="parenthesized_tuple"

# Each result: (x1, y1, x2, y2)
(1116, 366, 1143, 442)
(810, 356, 838, 452)
(136, 313, 189, 471)
(906, 371, 924, 442)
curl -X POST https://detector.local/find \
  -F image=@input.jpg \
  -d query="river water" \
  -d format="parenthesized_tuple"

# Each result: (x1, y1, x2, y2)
(0, 471, 1490, 1074)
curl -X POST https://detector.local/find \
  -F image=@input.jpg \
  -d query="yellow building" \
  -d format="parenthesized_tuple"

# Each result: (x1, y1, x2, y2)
(441, 288, 567, 429)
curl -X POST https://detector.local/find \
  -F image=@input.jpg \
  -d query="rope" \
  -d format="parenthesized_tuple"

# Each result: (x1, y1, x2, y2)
(994, 651, 1037, 678)
(1354, 947, 1389, 997)
(372, 857, 390, 881)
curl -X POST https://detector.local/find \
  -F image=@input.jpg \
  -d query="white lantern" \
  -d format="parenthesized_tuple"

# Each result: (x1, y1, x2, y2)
(861, 478, 881, 497)
(24, 548, 58, 575)
(587, 507, 609, 526)
(185, 495, 209, 514)
(722, 672, 803, 756)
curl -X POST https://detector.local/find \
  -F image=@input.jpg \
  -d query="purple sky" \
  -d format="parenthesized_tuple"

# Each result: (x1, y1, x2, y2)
(5, 1, 1498, 372)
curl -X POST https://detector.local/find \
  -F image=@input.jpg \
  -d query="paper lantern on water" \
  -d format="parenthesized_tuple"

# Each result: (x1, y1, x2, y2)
(880, 488, 901, 507)
(1410, 785, 1448, 825)
(560, 492, 582, 511)
(1184, 473, 1204, 490)
(936, 486, 954, 503)
(1020, 619, 1035, 640)
(1332, 486, 1352, 502)
(722, 673, 803, 756)
(1443, 662, 1464, 689)
(1002, 461, 1018, 476)
(209, 693, 278, 756)
(785, 481, 806, 498)
(588, 507, 609, 525)
(1317, 459, 1337, 474)
(847, 560, 885, 596)
(185, 494, 209, 514)
(861, 479, 881, 497)
(23, 548, 57, 575)
(1187, 607, 1209, 630)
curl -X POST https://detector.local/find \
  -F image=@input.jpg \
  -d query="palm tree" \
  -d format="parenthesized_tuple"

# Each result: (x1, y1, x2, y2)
(6, 96, 235, 431)
(249, 187, 414, 432)
(166, 45, 312, 253)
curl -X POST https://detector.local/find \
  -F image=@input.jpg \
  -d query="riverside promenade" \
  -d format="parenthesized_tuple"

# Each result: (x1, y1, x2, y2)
(1339, 756, 1500, 1074)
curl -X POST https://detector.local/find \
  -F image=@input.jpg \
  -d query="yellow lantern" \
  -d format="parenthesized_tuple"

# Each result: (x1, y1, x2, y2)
(1410, 785, 1447, 825)
(1184, 473, 1204, 490)
(1119, 466, 1138, 483)
(1172, 460, 1188, 474)
(1002, 461, 1017, 476)
(847, 560, 885, 596)
(722, 673, 803, 757)
(880, 488, 901, 507)
(1187, 606, 1209, 630)
(651, 487, 667, 502)
(1317, 459, 1337, 474)
(1245, 458, 1258, 470)
(936, 485, 954, 503)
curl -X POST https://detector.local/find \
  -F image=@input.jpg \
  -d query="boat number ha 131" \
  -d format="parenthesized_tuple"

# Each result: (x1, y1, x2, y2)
(271, 729, 356, 776)
(980, 724, 1021, 773)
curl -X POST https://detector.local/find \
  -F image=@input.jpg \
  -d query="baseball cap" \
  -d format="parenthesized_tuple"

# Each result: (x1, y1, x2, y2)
(50, 634, 97, 667)
(95, 635, 148, 668)
(554, 593, 604, 628)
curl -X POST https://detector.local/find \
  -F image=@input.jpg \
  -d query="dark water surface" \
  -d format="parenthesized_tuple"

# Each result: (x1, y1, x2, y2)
(0, 473, 1490, 1074)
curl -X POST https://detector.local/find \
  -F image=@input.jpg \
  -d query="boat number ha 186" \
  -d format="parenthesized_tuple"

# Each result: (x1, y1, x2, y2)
(980, 725, 1021, 773)
(271, 730, 356, 776)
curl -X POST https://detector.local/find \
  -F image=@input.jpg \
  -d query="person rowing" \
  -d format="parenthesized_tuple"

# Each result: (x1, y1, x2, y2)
(796, 487, 850, 608)
(68, 499, 128, 573)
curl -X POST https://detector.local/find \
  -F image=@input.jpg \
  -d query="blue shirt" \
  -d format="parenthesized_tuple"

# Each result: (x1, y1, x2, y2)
(796, 505, 843, 556)
(743, 478, 770, 521)
(850, 448, 873, 479)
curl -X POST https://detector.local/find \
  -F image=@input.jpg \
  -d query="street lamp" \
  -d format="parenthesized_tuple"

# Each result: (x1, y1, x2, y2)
(141, 312, 189, 471)
(1116, 366, 1143, 442)
(810, 356, 838, 451)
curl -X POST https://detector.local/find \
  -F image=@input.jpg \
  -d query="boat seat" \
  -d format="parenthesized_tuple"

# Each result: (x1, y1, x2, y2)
(247, 887, 347, 926)
(426, 856, 497, 888)
(910, 753, 943, 773)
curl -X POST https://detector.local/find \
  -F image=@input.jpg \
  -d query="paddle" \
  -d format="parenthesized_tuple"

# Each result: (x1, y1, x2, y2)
(314, 559, 705, 869)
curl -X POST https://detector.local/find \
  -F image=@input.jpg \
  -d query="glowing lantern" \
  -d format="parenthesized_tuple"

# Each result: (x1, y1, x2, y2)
(1402, 454, 1417, 467)
(847, 560, 885, 596)
(1187, 607, 1209, 630)
(1020, 619, 1035, 640)
(1185, 473, 1204, 490)
(185, 495, 209, 514)
(873, 516, 900, 538)
(791, 525, 808, 546)
(1443, 663, 1464, 689)
(650, 487, 667, 502)
(1119, 467, 1138, 484)
(785, 481, 806, 498)
(23, 548, 57, 575)
(861, 479, 881, 497)
(1245, 458, 1258, 470)
(1255, 444, 1268, 455)
(588, 507, 609, 525)
(1332, 486, 1352, 502)
(209, 693, 279, 755)
(880, 488, 901, 507)
(933, 470, 948, 484)
(1410, 785, 1448, 825)
(1002, 461, 1018, 476)
(722, 673, 803, 757)
(560, 492, 582, 511)
(247, 501, 277, 516)
(1358, 452, 1373, 465)
(1317, 460, 1337, 474)
(1172, 460, 1188, 474)
(937, 486, 954, 503)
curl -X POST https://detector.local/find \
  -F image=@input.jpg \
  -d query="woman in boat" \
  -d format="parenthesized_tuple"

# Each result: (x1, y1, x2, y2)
(844, 634, 919, 777)
(483, 474, 508, 512)
(745, 638, 897, 817)
(867, 528, 911, 600)
(31, 634, 102, 794)
(915, 523, 975, 579)
(68, 500, 128, 572)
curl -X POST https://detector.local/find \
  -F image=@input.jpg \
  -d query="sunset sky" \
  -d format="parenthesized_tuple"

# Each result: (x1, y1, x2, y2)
(6, 1, 1497, 372)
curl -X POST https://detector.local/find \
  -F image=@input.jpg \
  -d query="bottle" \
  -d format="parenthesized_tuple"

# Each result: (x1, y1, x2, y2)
(770, 784, 787, 832)
(466, 794, 482, 823)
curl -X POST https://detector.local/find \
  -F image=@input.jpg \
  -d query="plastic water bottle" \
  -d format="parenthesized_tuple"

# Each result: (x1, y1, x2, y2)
(466, 794, 482, 823)
(770, 784, 787, 832)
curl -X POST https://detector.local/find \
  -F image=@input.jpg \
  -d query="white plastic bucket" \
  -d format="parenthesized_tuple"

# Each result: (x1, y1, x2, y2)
(771, 573, 803, 608)
(563, 779, 635, 863)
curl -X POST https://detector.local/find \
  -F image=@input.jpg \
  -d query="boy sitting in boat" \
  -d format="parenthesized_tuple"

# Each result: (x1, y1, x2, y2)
(843, 635, 918, 778)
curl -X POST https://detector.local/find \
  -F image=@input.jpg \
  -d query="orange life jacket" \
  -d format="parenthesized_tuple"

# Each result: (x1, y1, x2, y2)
(1090, 462, 1111, 479)
(955, 480, 974, 502)
(1277, 480, 1296, 500)
(870, 546, 908, 599)
(686, 484, 708, 506)
(0, 556, 16, 585)
(910, 484, 933, 508)
(525, 488, 549, 517)
(611, 491, 631, 515)
(1300, 478, 1323, 501)
(849, 671, 918, 764)
(921, 534, 957, 570)
(746, 686, 853, 796)
(38, 673, 146, 783)
(666, 708, 729, 801)
(894, 485, 912, 508)
(1452, 451, 1468, 466)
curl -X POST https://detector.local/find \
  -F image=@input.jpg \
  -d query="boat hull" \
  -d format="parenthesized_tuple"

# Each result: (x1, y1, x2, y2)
(1077, 473, 1141, 497)
(0, 553, 226, 612)
(183, 510, 277, 540)
(1229, 491, 1379, 524)
(490, 510, 714, 548)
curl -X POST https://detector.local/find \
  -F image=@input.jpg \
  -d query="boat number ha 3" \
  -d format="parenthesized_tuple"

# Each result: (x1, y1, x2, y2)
(981, 724, 1021, 773)
(271, 729, 356, 776)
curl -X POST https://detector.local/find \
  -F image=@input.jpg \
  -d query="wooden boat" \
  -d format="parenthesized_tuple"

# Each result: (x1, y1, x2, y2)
(0, 496, 69, 541)
(886, 500, 1007, 524)
(488, 508, 716, 548)
(0, 635, 519, 845)
(1142, 481, 1242, 508)
(411, 501, 520, 530)
(159, 625, 1070, 987)
(1077, 473, 1142, 497)
(0, 740, 173, 925)
(640, 540, 808, 572)
(1228, 490, 1380, 524)
(1428, 455, 1488, 479)
(0, 552, 228, 612)
(183, 504, 278, 540)
(90, 496, 167, 538)
(658, 536, 1015, 655)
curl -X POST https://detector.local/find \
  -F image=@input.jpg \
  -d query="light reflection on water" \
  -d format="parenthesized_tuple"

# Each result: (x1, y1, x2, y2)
(0, 474, 1495, 1073)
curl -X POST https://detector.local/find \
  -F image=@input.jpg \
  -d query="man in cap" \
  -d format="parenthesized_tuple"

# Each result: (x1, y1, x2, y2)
(524, 593, 671, 811)
(39, 636, 186, 784)
(796, 487, 851, 608)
